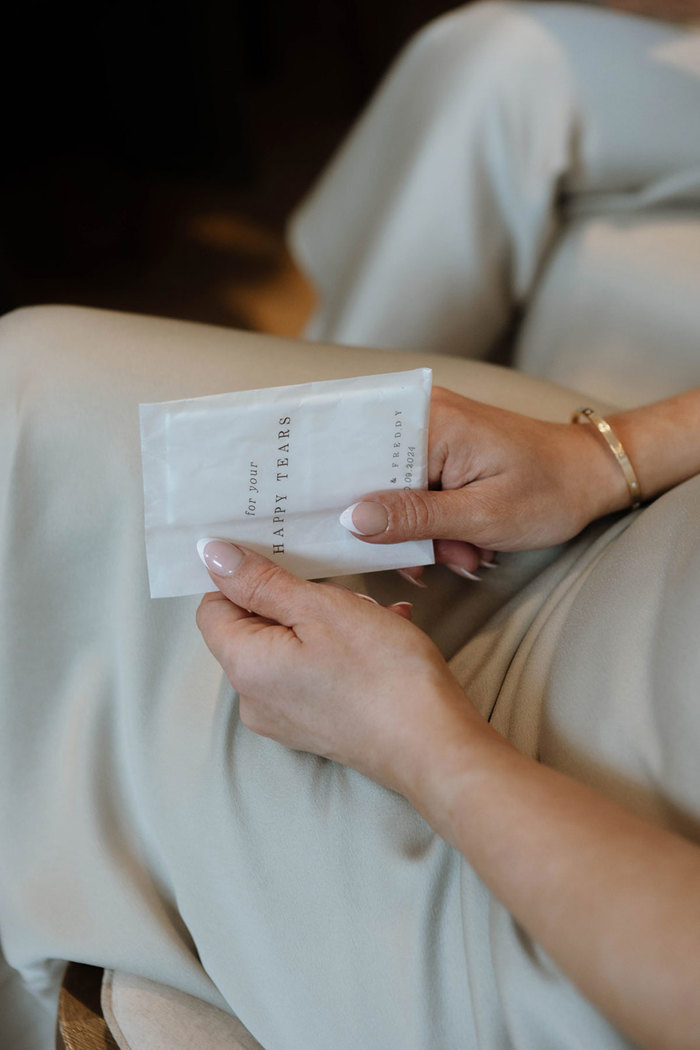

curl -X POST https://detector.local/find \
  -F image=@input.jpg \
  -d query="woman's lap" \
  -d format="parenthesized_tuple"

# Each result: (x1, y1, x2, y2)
(2, 304, 697, 1048)
(0, 305, 601, 1047)
(0, 299, 698, 1050)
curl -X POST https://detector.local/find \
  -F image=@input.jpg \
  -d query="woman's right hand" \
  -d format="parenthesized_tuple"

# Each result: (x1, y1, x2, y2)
(339, 386, 632, 568)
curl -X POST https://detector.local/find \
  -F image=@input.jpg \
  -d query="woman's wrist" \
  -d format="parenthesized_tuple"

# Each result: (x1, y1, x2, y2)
(608, 393, 700, 504)
(562, 388, 700, 523)
(565, 418, 633, 524)
(568, 404, 668, 524)
(395, 691, 511, 848)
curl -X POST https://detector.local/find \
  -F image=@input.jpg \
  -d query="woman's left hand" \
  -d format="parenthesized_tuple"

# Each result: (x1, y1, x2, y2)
(196, 540, 480, 797)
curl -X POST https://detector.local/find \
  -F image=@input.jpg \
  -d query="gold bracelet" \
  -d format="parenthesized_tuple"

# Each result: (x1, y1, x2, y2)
(572, 407, 642, 509)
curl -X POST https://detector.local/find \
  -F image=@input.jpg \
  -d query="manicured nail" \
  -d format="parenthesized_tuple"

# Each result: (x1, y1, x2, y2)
(447, 564, 481, 581)
(393, 601, 414, 611)
(339, 501, 388, 536)
(396, 569, 428, 589)
(479, 559, 499, 569)
(196, 538, 243, 576)
(354, 593, 379, 605)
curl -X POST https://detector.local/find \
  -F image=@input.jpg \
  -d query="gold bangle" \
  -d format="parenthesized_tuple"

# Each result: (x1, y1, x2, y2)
(572, 407, 642, 509)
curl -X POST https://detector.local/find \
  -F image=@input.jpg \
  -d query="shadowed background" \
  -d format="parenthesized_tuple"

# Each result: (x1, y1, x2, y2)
(2, 1, 697, 336)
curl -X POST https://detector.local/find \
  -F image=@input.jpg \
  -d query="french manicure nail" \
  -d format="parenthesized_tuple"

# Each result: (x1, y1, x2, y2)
(396, 569, 428, 589)
(393, 601, 414, 610)
(196, 538, 244, 576)
(447, 564, 481, 581)
(354, 593, 380, 605)
(339, 501, 389, 536)
(479, 558, 499, 570)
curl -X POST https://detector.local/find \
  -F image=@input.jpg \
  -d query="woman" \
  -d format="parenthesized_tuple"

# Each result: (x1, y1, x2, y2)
(1, 3, 699, 1049)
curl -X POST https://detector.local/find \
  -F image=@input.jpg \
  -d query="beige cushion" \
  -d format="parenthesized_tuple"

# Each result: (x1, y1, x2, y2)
(102, 970, 265, 1050)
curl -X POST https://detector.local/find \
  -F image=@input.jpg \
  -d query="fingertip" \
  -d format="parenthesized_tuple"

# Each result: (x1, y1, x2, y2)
(339, 501, 388, 537)
(396, 568, 428, 590)
(196, 537, 218, 564)
(196, 537, 245, 577)
(446, 564, 481, 581)
(339, 503, 361, 533)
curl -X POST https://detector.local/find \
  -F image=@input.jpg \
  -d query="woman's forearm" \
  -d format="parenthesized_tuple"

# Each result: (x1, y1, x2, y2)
(587, 388, 700, 518)
(406, 714, 700, 1050)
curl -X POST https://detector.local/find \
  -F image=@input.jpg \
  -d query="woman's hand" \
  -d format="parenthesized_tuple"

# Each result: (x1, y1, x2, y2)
(339, 386, 631, 575)
(196, 540, 482, 796)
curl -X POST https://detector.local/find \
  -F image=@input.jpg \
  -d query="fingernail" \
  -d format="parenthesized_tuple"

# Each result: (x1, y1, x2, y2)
(354, 593, 379, 605)
(196, 538, 244, 576)
(393, 601, 414, 610)
(339, 501, 388, 536)
(396, 569, 428, 589)
(479, 559, 499, 570)
(447, 564, 481, 581)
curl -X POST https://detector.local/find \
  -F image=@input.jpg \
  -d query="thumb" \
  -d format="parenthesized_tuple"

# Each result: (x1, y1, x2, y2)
(338, 489, 473, 545)
(196, 539, 316, 626)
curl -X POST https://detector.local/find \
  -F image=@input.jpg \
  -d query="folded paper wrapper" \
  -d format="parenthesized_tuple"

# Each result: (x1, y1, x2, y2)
(140, 367, 435, 599)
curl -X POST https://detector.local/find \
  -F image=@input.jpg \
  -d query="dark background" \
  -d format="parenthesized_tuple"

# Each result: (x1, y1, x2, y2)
(0, 0, 463, 330)
(3, 1, 694, 330)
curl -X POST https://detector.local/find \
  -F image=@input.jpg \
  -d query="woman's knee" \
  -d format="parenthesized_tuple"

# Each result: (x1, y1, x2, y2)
(392, 1, 574, 116)
(0, 304, 147, 518)
(0, 304, 108, 403)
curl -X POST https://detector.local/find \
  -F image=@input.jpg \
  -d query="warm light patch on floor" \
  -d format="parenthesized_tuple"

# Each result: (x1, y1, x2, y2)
(222, 247, 315, 336)
(188, 212, 282, 257)
(186, 210, 316, 337)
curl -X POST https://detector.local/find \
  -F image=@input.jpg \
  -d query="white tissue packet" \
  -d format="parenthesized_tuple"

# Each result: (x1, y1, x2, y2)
(140, 368, 434, 598)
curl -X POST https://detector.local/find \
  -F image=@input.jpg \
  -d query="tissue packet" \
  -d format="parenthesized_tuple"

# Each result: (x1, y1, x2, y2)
(140, 368, 434, 598)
